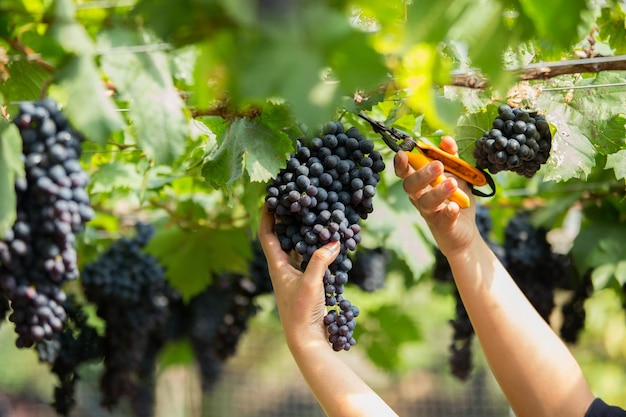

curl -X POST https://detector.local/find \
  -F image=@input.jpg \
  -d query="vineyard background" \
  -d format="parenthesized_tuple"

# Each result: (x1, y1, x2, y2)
(1, 0, 626, 416)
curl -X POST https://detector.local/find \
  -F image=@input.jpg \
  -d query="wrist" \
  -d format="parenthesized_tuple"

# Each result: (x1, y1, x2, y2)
(284, 322, 329, 353)
(435, 225, 483, 260)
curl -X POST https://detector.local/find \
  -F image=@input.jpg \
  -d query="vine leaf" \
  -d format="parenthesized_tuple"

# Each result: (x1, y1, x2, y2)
(89, 162, 143, 194)
(365, 181, 433, 280)
(598, 5, 626, 53)
(543, 103, 596, 182)
(518, 0, 589, 49)
(0, 119, 23, 238)
(573, 222, 626, 290)
(46, 0, 124, 145)
(52, 56, 125, 146)
(145, 225, 251, 301)
(201, 117, 292, 189)
(357, 304, 421, 370)
(454, 103, 499, 162)
(98, 28, 189, 165)
(0, 61, 50, 104)
(606, 149, 626, 180)
(589, 114, 626, 155)
(538, 72, 626, 182)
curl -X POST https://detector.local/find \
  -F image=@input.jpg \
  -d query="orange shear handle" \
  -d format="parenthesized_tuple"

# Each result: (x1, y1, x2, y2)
(416, 139, 488, 187)
(404, 151, 471, 209)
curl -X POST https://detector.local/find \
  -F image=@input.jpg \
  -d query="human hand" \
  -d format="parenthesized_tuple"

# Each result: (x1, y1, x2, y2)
(393, 136, 480, 257)
(258, 204, 340, 349)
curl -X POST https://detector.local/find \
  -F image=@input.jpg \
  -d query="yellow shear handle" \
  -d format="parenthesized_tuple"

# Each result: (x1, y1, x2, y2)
(404, 151, 471, 209)
(416, 139, 488, 187)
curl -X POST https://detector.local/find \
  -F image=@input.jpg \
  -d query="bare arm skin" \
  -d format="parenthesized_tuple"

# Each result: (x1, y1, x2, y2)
(258, 206, 399, 417)
(393, 137, 595, 417)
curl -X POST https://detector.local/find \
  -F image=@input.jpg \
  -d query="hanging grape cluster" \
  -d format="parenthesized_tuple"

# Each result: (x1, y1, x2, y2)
(265, 121, 385, 351)
(472, 104, 552, 177)
(0, 99, 94, 348)
(349, 246, 389, 293)
(36, 295, 104, 416)
(34, 222, 275, 417)
(80, 222, 179, 417)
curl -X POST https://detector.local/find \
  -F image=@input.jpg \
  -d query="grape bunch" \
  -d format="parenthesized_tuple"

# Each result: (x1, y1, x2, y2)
(559, 271, 592, 344)
(0, 99, 94, 348)
(265, 121, 385, 351)
(80, 222, 180, 416)
(503, 212, 572, 323)
(188, 239, 273, 391)
(349, 247, 389, 293)
(36, 295, 104, 416)
(472, 104, 552, 178)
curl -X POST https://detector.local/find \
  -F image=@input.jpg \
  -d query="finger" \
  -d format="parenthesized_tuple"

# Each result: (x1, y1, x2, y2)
(440, 136, 458, 155)
(393, 151, 414, 179)
(402, 160, 444, 197)
(415, 177, 460, 215)
(258, 204, 292, 270)
(302, 241, 341, 286)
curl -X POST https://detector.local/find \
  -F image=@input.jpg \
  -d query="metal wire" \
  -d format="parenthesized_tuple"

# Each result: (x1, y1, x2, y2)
(541, 82, 626, 91)
(2, 43, 173, 64)
(75, 0, 136, 10)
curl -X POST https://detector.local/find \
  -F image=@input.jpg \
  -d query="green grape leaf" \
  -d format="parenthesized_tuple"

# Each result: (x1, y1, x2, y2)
(245, 120, 293, 183)
(98, 28, 189, 165)
(519, 0, 589, 49)
(606, 149, 626, 180)
(615, 260, 626, 286)
(158, 339, 195, 368)
(589, 114, 626, 155)
(201, 120, 246, 189)
(598, 5, 626, 53)
(89, 162, 143, 194)
(569, 73, 626, 122)
(364, 181, 434, 281)
(0, 119, 22, 238)
(329, 31, 388, 94)
(258, 102, 302, 141)
(145, 225, 251, 301)
(52, 55, 124, 145)
(201, 117, 293, 188)
(341, 91, 386, 114)
(591, 263, 617, 291)
(540, 102, 596, 182)
(573, 222, 626, 274)
(46, 0, 94, 55)
(0, 61, 50, 105)
(241, 181, 267, 238)
(407, 0, 472, 44)
(357, 303, 421, 370)
(455, 103, 499, 163)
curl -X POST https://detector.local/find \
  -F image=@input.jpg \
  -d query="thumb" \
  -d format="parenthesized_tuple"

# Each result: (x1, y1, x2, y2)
(303, 241, 341, 283)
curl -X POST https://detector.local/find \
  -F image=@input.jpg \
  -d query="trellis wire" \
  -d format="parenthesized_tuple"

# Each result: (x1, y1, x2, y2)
(1, 43, 173, 64)
(541, 82, 626, 91)
(75, 0, 136, 10)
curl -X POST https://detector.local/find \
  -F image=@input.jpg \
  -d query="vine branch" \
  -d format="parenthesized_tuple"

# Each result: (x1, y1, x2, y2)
(450, 55, 626, 89)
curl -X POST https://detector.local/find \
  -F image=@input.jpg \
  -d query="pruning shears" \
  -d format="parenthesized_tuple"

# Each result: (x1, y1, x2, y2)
(358, 111, 496, 209)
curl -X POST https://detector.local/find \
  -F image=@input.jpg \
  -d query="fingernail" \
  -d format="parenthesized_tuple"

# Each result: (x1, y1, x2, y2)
(326, 241, 340, 253)
(428, 161, 441, 175)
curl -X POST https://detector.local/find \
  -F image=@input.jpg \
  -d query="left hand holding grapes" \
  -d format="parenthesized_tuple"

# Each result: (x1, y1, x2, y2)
(258, 204, 340, 350)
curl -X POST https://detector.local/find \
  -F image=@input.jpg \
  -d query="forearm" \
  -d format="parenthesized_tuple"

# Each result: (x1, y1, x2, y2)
(447, 237, 594, 417)
(287, 336, 398, 417)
